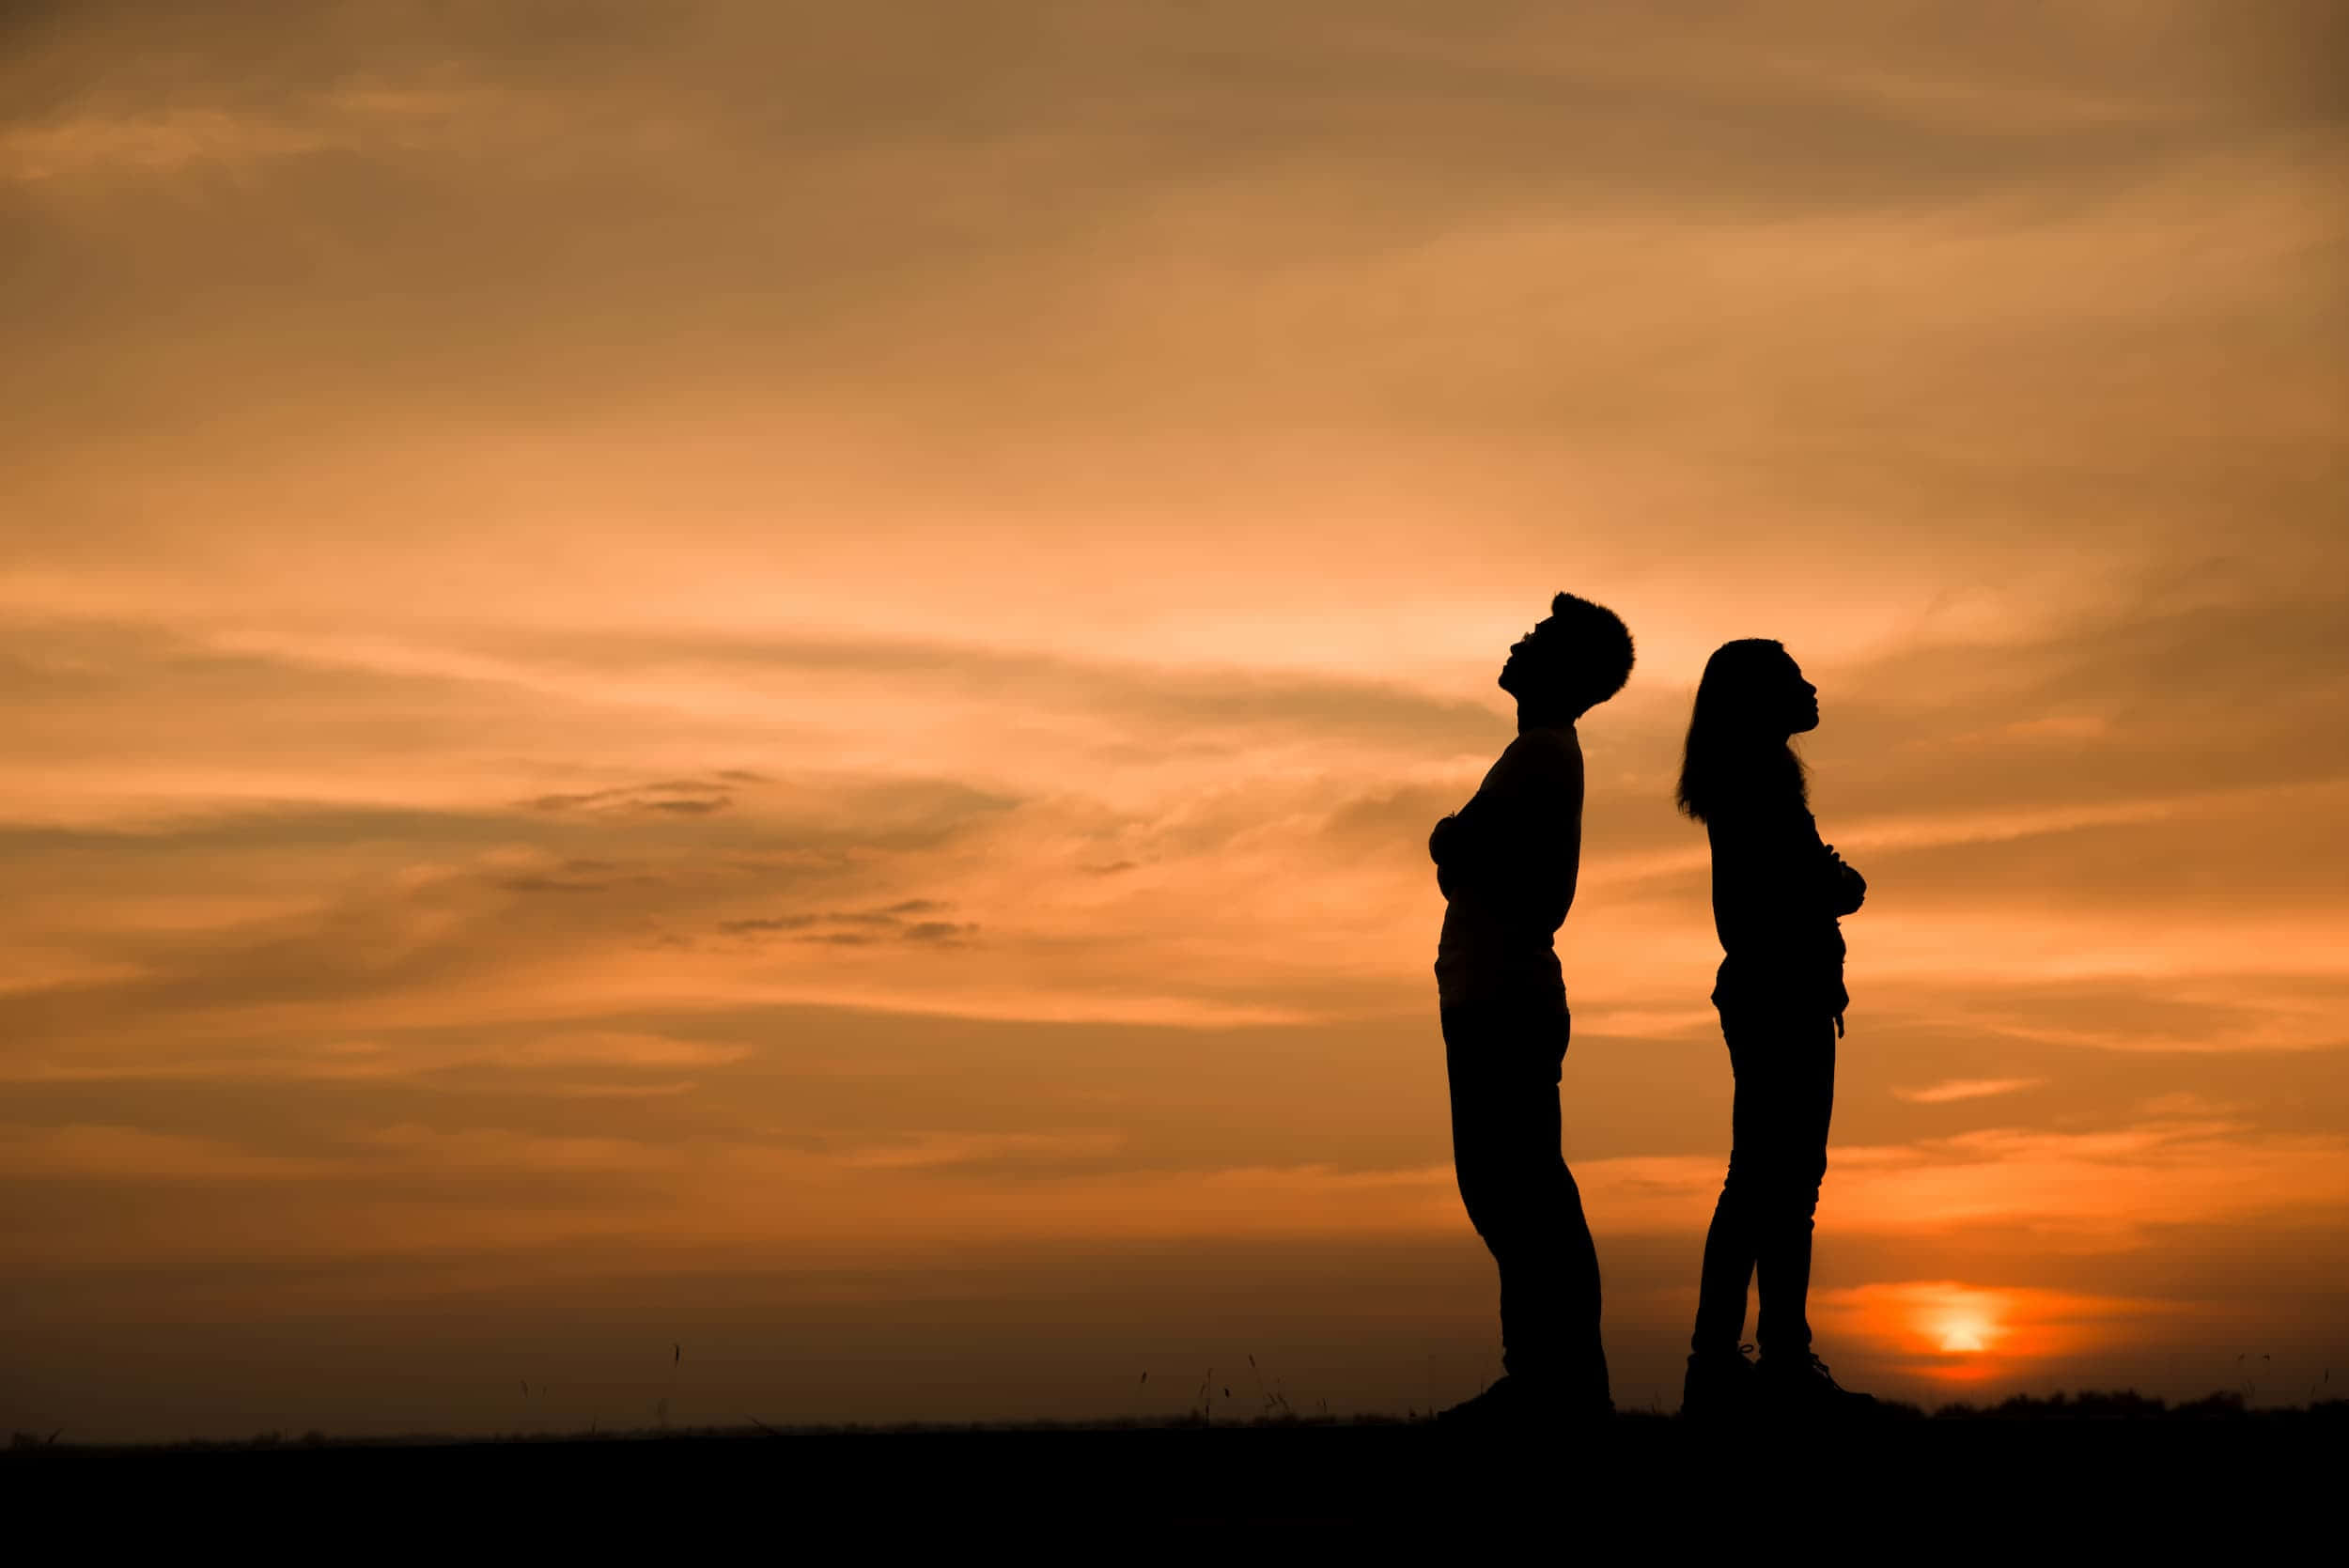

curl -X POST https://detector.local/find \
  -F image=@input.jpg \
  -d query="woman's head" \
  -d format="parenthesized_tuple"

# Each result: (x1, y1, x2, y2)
(1499, 592, 1636, 719)
(1675, 639, 1818, 820)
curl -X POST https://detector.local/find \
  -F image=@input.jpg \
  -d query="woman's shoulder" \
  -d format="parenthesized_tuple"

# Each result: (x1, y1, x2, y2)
(1705, 790, 1809, 834)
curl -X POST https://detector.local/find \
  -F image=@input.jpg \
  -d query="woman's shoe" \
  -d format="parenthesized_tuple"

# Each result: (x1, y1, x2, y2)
(1756, 1351, 1880, 1417)
(1680, 1344, 1759, 1420)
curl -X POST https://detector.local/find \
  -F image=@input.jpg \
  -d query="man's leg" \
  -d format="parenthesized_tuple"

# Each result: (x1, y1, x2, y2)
(1443, 999, 1608, 1405)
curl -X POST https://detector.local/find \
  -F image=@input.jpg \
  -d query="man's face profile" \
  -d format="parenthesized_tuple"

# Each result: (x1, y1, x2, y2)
(1500, 615, 1563, 701)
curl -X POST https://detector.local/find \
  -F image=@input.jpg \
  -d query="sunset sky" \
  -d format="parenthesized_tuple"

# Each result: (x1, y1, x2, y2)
(5, 1, 2345, 1439)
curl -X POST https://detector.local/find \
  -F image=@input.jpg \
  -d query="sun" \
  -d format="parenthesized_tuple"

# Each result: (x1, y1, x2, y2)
(1937, 1314, 1992, 1354)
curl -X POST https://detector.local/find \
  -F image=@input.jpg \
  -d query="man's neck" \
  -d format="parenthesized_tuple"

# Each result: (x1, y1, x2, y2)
(1516, 706, 1579, 735)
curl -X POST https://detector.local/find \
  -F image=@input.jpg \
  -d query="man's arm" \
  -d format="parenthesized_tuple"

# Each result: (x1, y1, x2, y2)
(1435, 735, 1582, 923)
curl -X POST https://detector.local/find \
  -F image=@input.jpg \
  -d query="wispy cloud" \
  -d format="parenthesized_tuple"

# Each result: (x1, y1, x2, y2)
(1, 0, 2343, 1436)
(1894, 1078, 2044, 1104)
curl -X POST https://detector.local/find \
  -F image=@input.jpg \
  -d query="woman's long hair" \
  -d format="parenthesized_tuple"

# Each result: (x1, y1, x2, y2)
(1676, 638, 1808, 823)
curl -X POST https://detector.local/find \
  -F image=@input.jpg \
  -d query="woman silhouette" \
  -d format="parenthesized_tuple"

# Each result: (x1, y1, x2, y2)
(1676, 640, 1875, 1417)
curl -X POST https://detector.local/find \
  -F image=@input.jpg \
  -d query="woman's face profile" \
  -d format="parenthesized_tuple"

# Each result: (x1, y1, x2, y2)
(1779, 655, 1821, 735)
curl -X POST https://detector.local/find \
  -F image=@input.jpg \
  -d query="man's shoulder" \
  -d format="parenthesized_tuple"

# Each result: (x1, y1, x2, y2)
(1505, 724, 1582, 769)
(1491, 725, 1582, 792)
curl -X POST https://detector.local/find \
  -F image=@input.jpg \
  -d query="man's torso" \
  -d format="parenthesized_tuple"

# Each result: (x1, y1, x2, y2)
(1433, 726, 1583, 1007)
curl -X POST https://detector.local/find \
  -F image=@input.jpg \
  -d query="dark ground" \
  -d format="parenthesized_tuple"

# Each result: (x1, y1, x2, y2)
(8, 1400, 2341, 1549)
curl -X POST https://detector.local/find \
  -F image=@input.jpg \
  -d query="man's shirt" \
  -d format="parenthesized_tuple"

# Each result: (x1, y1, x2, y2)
(1431, 724, 1583, 1008)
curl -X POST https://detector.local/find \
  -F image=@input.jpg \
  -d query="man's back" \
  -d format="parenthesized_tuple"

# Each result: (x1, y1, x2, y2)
(1432, 723, 1584, 1006)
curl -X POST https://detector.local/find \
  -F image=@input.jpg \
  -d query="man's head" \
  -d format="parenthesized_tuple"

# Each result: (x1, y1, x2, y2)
(1499, 592, 1635, 718)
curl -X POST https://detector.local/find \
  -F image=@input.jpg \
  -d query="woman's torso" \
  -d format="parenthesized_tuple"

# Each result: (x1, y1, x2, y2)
(1706, 797, 1848, 1015)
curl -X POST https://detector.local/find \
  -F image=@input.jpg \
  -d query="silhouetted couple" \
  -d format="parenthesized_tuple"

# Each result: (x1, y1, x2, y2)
(1430, 595, 1875, 1427)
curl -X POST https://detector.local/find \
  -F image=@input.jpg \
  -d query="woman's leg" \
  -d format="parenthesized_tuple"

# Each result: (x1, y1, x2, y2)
(1745, 1013, 1836, 1358)
(1694, 1007, 1836, 1358)
(1690, 1030, 1760, 1354)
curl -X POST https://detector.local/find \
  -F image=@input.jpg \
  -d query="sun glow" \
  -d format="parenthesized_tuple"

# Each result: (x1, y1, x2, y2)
(1885, 1284, 2011, 1360)
(1815, 1280, 2202, 1392)
(1937, 1315, 1993, 1354)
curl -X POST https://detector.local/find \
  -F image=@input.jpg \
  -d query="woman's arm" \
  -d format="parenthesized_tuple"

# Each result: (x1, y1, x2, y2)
(1714, 806, 1856, 939)
(1822, 844, 1866, 916)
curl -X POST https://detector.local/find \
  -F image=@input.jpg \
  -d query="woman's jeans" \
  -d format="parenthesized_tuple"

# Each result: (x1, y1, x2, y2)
(1692, 1002, 1837, 1358)
(1441, 994, 1610, 1401)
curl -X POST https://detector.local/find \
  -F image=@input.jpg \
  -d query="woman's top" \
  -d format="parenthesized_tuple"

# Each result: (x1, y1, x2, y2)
(1705, 792, 1859, 1016)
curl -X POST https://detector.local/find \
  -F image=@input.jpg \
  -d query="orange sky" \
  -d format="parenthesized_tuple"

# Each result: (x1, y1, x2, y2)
(4, 1, 2346, 1438)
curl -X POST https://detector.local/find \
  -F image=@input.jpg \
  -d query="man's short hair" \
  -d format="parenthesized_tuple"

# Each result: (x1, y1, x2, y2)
(1542, 591, 1636, 711)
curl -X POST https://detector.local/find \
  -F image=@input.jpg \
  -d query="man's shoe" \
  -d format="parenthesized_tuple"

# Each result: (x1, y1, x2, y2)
(1680, 1344, 1759, 1420)
(1436, 1374, 1613, 1431)
(1756, 1351, 1880, 1417)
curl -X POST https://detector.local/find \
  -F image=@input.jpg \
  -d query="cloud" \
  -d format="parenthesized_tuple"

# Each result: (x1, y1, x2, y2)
(1, 0, 2344, 1436)
(1893, 1078, 2045, 1104)
(544, 1079, 701, 1100)
(495, 874, 611, 893)
(0, 85, 521, 182)
(0, 1122, 337, 1183)
(1866, 973, 2349, 1056)
(493, 1031, 752, 1068)
(520, 778, 744, 815)
(1819, 1121, 2349, 1242)
(837, 1130, 1128, 1172)
(718, 902, 977, 948)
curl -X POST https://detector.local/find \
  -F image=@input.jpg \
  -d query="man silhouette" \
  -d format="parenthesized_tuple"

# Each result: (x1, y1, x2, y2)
(1430, 592, 1634, 1426)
